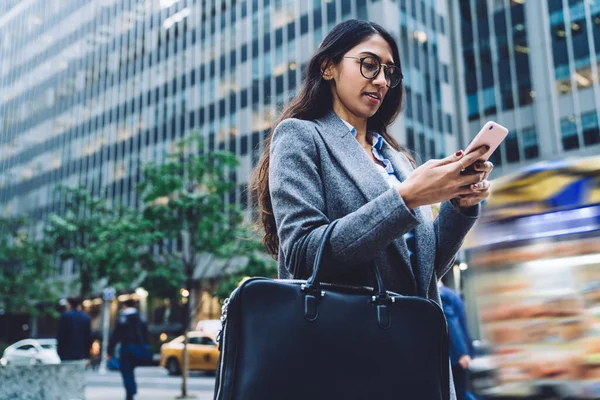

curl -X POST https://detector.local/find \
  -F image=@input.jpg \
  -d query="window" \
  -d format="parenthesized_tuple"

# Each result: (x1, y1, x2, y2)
(513, 5, 532, 105)
(552, 23, 568, 68)
(467, 93, 480, 121)
(582, 111, 600, 145)
(576, 66, 593, 90)
(505, 131, 520, 163)
(561, 116, 580, 150)
(522, 127, 539, 159)
(556, 77, 572, 96)
(572, 18, 590, 63)
(482, 87, 497, 116)
(188, 337, 201, 345)
(356, 0, 367, 20)
(593, 12, 600, 56)
(500, 81, 514, 110)
(548, 0, 563, 13)
(200, 337, 216, 346)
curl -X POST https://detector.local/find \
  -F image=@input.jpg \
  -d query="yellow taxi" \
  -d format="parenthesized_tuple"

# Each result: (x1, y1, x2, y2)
(159, 332, 220, 375)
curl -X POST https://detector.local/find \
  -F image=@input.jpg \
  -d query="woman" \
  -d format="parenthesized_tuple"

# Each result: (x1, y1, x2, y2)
(250, 20, 492, 399)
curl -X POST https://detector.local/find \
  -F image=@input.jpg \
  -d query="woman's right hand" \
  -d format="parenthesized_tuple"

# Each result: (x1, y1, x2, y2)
(397, 146, 489, 210)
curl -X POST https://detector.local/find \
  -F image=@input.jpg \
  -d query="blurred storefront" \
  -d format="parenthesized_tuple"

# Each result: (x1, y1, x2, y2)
(464, 156, 600, 398)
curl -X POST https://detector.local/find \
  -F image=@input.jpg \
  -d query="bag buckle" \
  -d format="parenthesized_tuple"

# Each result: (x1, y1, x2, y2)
(372, 295, 395, 330)
(301, 284, 325, 322)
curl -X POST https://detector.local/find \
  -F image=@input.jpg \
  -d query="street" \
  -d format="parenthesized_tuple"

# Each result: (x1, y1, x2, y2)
(85, 366, 216, 400)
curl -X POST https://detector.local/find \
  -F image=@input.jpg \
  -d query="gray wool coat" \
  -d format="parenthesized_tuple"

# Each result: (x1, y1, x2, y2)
(268, 110, 480, 399)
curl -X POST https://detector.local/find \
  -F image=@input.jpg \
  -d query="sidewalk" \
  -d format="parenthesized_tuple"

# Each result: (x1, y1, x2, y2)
(85, 387, 214, 400)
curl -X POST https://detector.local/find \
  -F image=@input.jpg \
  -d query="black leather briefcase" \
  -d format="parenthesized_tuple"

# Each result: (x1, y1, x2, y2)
(213, 222, 450, 400)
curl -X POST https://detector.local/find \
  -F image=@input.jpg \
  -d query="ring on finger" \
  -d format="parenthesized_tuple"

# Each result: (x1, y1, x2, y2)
(458, 159, 467, 172)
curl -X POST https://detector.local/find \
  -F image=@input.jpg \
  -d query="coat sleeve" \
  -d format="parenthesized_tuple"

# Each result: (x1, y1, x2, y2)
(56, 314, 67, 360)
(433, 201, 479, 278)
(107, 322, 121, 357)
(269, 118, 421, 277)
(445, 306, 470, 361)
(84, 316, 92, 359)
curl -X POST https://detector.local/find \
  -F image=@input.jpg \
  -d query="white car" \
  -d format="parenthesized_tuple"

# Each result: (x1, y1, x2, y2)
(195, 319, 222, 336)
(0, 338, 61, 366)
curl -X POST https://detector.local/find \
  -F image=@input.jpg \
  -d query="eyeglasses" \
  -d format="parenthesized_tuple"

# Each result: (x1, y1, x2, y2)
(343, 56, 403, 88)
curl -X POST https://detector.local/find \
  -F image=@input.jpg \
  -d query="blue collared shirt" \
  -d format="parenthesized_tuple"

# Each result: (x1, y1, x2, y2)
(341, 119, 417, 272)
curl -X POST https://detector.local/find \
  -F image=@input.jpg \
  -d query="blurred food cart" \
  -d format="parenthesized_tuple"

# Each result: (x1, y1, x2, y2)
(464, 156, 600, 399)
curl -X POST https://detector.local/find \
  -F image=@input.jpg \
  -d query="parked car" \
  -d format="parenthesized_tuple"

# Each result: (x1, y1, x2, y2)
(159, 332, 219, 376)
(0, 338, 61, 366)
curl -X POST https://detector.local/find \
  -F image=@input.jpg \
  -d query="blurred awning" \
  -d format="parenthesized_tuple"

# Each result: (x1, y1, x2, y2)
(464, 155, 600, 249)
(482, 156, 600, 221)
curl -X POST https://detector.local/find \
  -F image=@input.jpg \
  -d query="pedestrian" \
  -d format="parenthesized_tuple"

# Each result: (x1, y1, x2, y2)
(57, 297, 92, 362)
(439, 279, 476, 400)
(250, 19, 493, 399)
(107, 299, 150, 400)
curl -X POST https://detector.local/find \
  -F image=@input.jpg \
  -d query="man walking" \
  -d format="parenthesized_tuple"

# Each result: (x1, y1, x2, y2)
(57, 297, 92, 362)
(107, 299, 149, 400)
(439, 280, 476, 400)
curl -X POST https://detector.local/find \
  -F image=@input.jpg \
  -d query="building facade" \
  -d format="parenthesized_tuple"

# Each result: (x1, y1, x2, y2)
(454, 0, 600, 177)
(0, 0, 460, 226)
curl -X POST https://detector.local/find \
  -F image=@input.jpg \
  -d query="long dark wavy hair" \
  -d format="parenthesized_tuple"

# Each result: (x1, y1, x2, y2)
(250, 20, 413, 259)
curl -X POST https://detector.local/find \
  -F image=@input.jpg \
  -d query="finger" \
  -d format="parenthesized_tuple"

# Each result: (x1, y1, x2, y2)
(454, 145, 490, 172)
(473, 161, 494, 173)
(470, 180, 490, 192)
(455, 194, 486, 208)
(432, 150, 465, 167)
(456, 189, 489, 205)
(456, 182, 489, 196)
(459, 172, 485, 186)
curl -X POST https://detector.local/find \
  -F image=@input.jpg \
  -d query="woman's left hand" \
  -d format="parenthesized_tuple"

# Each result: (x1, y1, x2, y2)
(452, 161, 493, 208)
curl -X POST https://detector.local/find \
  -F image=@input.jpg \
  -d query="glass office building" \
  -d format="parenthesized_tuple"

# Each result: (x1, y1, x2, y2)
(455, 0, 600, 176)
(0, 0, 461, 222)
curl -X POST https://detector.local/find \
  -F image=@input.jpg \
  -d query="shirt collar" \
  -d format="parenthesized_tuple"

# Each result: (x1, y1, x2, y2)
(340, 119, 384, 151)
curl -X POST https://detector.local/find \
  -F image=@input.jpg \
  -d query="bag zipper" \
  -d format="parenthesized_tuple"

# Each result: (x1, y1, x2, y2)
(215, 296, 232, 400)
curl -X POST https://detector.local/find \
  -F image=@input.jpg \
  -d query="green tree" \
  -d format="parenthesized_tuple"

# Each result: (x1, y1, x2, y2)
(0, 216, 58, 316)
(44, 186, 157, 297)
(137, 136, 243, 398)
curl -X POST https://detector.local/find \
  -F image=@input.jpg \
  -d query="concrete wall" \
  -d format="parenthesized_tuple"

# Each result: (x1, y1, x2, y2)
(0, 361, 85, 400)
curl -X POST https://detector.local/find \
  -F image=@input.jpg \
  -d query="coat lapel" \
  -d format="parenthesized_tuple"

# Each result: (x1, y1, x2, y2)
(314, 111, 389, 203)
(314, 111, 416, 283)
(381, 145, 436, 297)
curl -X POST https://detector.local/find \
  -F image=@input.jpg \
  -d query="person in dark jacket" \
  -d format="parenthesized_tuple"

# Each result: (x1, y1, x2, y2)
(57, 297, 92, 361)
(107, 299, 149, 400)
(439, 281, 476, 400)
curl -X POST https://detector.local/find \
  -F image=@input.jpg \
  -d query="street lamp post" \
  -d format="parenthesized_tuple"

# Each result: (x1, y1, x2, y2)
(98, 287, 115, 375)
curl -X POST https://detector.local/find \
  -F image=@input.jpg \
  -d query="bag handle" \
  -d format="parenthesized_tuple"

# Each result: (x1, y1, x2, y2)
(304, 221, 388, 299)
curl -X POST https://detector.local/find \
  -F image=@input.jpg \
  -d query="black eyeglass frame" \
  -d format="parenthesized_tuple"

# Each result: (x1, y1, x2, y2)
(343, 56, 403, 88)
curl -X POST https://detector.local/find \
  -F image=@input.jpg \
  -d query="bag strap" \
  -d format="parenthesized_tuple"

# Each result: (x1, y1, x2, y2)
(304, 221, 388, 298)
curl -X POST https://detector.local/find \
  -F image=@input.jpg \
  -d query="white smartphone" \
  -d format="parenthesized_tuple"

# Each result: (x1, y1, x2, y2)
(464, 121, 509, 162)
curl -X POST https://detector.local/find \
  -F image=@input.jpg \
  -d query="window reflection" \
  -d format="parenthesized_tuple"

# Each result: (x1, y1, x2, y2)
(575, 67, 593, 89)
